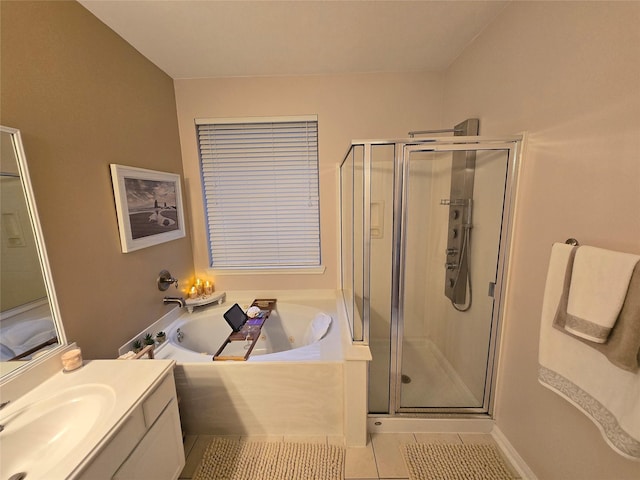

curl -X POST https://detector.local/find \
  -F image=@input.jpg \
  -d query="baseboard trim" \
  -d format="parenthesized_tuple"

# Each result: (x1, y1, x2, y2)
(491, 426, 538, 480)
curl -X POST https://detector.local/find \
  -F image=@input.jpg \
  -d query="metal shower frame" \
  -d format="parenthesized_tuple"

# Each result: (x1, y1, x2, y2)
(340, 133, 524, 416)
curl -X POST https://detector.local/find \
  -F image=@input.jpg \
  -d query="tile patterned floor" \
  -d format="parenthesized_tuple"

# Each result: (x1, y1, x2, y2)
(179, 432, 521, 479)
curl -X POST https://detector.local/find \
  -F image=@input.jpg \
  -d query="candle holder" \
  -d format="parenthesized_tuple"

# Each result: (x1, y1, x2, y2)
(184, 291, 227, 313)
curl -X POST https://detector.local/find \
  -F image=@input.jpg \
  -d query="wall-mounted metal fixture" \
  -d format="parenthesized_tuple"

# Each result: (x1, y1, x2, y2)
(443, 118, 479, 310)
(157, 270, 178, 291)
(408, 128, 465, 138)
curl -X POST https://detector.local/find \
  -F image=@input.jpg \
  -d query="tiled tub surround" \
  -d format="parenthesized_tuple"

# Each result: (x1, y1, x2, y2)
(128, 291, 371, 446)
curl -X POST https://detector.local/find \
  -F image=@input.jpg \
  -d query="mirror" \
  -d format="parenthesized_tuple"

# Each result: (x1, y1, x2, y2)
(0, 126, 66, 379)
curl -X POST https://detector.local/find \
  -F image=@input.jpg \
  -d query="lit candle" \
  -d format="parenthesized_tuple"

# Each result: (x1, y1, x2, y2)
(195, 278, 204, 295)
(189, 286, 198, 299)
(204, 280, 213, 295)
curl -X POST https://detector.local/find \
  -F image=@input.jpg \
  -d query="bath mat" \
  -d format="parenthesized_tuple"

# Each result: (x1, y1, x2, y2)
(401, 443, 519, 480)
(193, 437, 345, 480)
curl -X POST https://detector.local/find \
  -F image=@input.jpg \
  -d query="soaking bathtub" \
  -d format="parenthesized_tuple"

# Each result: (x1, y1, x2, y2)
(156, 301, 337, 362)
(148, 293, 349, 437)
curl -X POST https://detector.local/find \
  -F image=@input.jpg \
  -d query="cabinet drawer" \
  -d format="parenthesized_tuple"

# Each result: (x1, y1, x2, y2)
(142, 374, 174, 428)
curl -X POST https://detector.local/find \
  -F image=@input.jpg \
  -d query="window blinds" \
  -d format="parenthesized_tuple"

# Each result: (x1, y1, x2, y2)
(196, 117, 320, 269)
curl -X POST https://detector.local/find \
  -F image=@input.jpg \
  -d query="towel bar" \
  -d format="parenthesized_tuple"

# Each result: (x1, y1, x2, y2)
(565, 238, 579, 246)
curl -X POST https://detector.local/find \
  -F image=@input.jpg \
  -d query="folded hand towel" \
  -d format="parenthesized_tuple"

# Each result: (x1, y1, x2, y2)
(555, 255, 640, 372)
(564, 246, 640, 343)
(539, 243, 640, 460)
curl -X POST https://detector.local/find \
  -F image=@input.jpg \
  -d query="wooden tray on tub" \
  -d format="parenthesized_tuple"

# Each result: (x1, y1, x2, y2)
(213, 299, 277, 361)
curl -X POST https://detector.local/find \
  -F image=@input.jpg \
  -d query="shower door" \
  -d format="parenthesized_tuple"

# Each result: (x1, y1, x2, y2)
(391, 142, 517, 413)
(341, 136, 521, 415)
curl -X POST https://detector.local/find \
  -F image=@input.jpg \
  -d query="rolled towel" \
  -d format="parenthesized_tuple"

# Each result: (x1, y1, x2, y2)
(565, 246, 640, 343)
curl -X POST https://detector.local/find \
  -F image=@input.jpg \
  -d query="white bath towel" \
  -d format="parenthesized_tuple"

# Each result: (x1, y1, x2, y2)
(538, 243, 640, 460)
(565, 246, 640, 343)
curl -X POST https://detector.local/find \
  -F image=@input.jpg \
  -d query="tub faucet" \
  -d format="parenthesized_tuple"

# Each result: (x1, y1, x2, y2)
(163, 296, 186, 308)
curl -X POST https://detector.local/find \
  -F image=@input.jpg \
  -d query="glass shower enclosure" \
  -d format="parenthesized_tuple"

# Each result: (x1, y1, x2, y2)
(340, 132, 522, 415)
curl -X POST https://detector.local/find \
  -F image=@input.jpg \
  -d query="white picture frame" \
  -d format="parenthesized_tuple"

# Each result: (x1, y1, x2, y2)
(110, 164, 186, 253)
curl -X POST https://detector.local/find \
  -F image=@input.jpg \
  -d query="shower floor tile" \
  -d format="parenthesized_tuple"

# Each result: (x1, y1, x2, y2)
(369, 337, 480, 410)
(400, 338, 479, 408)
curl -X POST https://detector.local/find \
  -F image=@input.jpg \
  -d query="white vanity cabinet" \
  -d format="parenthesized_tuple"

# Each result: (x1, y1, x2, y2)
(77, 370, 185, 480)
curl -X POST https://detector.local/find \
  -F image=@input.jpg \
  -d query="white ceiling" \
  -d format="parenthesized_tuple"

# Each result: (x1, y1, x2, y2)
(79, 0, 508, 79)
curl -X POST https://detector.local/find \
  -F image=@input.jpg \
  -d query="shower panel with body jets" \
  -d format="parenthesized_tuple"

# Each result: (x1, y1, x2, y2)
(340, 122, 522, 416)
(441, 118, 478, 311)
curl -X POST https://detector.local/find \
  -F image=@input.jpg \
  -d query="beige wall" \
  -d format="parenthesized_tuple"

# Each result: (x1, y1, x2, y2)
(174, 72, 443, 292)
(443, 2, 640, 478)
(1, 1, 193, 359)
(4, 1, 638, 475)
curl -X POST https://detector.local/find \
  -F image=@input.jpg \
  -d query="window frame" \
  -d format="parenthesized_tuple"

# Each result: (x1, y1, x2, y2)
(195, 115, 323, 274)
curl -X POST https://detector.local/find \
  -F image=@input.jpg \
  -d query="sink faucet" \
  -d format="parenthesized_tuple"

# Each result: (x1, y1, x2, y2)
(163, 296, 186, 308)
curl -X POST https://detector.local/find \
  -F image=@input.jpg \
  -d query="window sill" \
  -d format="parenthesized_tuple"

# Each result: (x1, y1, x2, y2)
(209, 265, 326, 276)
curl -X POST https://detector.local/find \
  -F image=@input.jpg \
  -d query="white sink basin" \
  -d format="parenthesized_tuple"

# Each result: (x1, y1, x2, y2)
(0, 383, 116, 479)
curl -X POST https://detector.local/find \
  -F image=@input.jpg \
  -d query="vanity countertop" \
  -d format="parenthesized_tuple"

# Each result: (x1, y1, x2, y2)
(0, 358, 176, 480)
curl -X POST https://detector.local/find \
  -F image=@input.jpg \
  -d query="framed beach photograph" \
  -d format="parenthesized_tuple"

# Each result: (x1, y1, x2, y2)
(110, 164, 186, 253)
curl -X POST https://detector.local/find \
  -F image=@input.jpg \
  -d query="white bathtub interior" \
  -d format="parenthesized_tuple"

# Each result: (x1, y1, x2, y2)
(156, 301, 338, 362)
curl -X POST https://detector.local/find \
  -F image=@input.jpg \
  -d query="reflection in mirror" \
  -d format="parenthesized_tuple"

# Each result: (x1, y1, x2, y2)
(0, 126, 65, 379)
